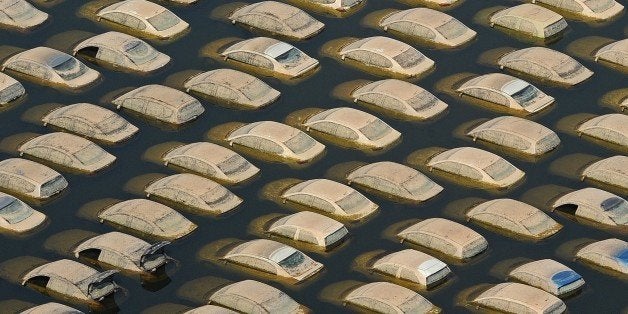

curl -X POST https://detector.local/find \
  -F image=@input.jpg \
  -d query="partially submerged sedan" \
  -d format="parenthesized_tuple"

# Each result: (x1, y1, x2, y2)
(346, 161, 443, 203)
(595, 38, 627, 69)
(577, 113, 627, 149)
(221, 37, 319, 78)
(227, 121, 325, 164)
(184, 69, 280, 109)
(498, 47, 594, 86)
(208, 280, 308, 313)
(0, 72, 25, 105)
(302, 0, 363, 12)
(1, 47, 100, 89)
(427, 147, 525, 188)
(370, 249, 451, 287)
(0, 0, 48, 30)
(162, 142, 259, 184)
(457, 73, 555, 114)
(490, 4, 568, 39)
(73, 31, 170, 73)
(552, 187, 627, 226)
(145, 173, 243, 215)
(229, 1, 324, 40)
(467, 116, 560, 155)
(22, 259, 119, 303)
(112, 84, 204, 125)
(18, 132, 116, 173)
(281, 179, 378, 221)
(580, 155, 627, 191)
(380, 8, 476, 47)
(0, 158, 68, 199)
(343, 282, 439, 313)
(339, 36, 434, 78)
(467, 199, 562, 240)
(532, 0, 624, 20)
(575, 238, 627, 274)
(96, 0, 189, 39)
(98, 199, 197, 240)
(398, 218, 488, 260)
(301, 107, 401, 150)
(42, 103, 139, 143)
(508, 259, 585, 296)
(351, 79, 448, 120)
(471, 283, 566, 314)
(0, 191, 46, 233)
(266, 211, 349, 249)
(221, 238, 324, 282)
(74, 231, 170, 273)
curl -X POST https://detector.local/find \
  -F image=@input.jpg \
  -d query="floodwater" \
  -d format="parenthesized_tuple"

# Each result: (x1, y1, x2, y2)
(0, 0, 626, 313)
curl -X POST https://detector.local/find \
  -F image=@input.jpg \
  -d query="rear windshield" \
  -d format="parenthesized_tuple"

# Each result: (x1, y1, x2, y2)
(125, 41, 158, 65)
(436, 18, 467, 40)
(3, 1, 35, 21)
(0, 82, 24, 103)
(521, 212, 555, 236)
(336, 191, 369, 214)
(510, 84, 539, 107)
(41, 175, 67, 196)
(283, 132, 316, 154)
(283, 11, 314, 31)
(147, 11, 180, 31)
(96, 114, 128, 134)
(553, 61, 584, 79)
(584, 0, 614, 12)
(216, 154, 250, 175)
(483, 159, 516, 181)
(325, 227, 348, 246)
(274, 48, 304, 68)
(401, 175, 435, 196)
(0, 198, 33, 224)
(155, 211, 187, 232)
(601, 197, 628, 225)
(359, 119, 391, 140)
(240, 79, 271, 100)
(74, 144, 107, 165)
(52, 58, 87, 81)
(392, 48, 423, 69)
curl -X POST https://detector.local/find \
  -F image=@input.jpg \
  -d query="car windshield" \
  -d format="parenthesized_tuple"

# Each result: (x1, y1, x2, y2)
(398, 294, 434, 313)
(359, 119, 391, 140)
(147, 10, 180, 31)
(73, 144, 107, 165)
(553, 61, 584, 79)
(274, 48, 303, 67)
(536, 133, 560, 154)
(178, 101, 201, 121)
(483, 159, 516, 181)
(584, 0, 614, 12)
(277, 250, 315, 277)
(0, 82, 24, 103)
(401, 175, 435, 196)
(96, 114, 128, 134)
(601, 197, 628, 225)
(216, 154, 250, 175)
(240, 79, 272, 100)
(154, 211, 186, 232)
(0, 197, 32, 224)
(407, 91, 439, 111)
(124, 40, 158, 65)
(283, 132, 316, 154)
(392, 48, 423, 69)
(325, 227, 348, 246)
(436, 18, 467, 39)
(52, 57, 86, 81)
(521, 212, 555, 236)
(284, 11, 314, 31)
(3, 0, 35, 21)
(40, 175, 66, 196)
(336, 191, 369, 214)
(201, 187, 234, 206)
(510, 84, 539, 107)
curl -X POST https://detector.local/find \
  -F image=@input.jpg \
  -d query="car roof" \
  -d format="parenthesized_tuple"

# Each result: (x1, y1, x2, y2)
(165, 142, 244, 165)
(0, 158, 62, 183)
(468, 116, 556, 142)
(341, 36, 412, 57)
(44, 103, 117, 126)
(211, 279, 292, 305)
(23, 259, 99, 284)
(475, 282, 564, 311)
(459, 73, 529, 95)
(468, 198, 549, 223)
(75, 31, 148, 52)
(230, 121, 301, 142)
(349, 161, 420, 185)
(146, 173, 227, 197)
(579, 113, 628, 134)
(99, 0, 165, 18)
(493, 4, 563, 24)
(353, 79, 427, 100)
(429, 147, 503, 169)
(232, 1, 307, 21)
(76, 231, 152, 258)
(374, 249, 447, 274)
(224, 37, 284, 55)
(500, 47, 576, 70)
(114, 85, 199, 110)
(382, 8, 457, 29)
(554, 187, 623, 209)
(399, 217, 484, 246)
(20, 132, 95, 155)
(284, 179, 357, 202)
(345, 282, 430, 309)
(270, 211, 344, 236)
(185, 68, 267, 92)
(510, 259, 579, 281)
(306, 107, 380, 130)
(8, 46, 72, 68)
(99, 199, 177, 221)
(227, 239, 299, 262)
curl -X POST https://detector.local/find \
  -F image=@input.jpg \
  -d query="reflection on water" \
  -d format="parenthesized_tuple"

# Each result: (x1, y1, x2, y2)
(0, 0, 626, 312)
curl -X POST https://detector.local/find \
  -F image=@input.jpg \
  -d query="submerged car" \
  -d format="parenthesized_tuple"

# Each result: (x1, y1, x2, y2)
(98, 199, 197, 240)
(427, 147, 525, 188)
(370, 249, 451, 287)
(490, 4, 568, 39)
(302, 0, 363, 12)
(509, 259, 585, 296)
(22, 259, 119, 302)
(346, 161, 443, 202)
(457, 73, 555, 114)
(575, 238, 627, 274)
(0, 191, 46, 233)
(532, 0, 624, 20)
(96, 0, 189, 39)
(467, 198, 562, 240)
(266, 211, 349, 249)
(398, 218, 488, 260)
(184, 68, 280, 109)
(380, 8, 476, 47)
(339, 36, 434, 78)
(227, 121, 325, 163)
(467, 116, 560, 155)
(343, 282, 439, 313)
(42, 103, 139, 143)
(18, 132, 116, 173)
(0, 72, 25, 105)
(221, 37, 319, 78)
(73, 31, 170, 73)
(163, 142, 259, 184)
(1, 47, 100, 89)
(208, 280, 308, 313)
(595, 38, 628, 69)
(221, 238, 324, 282)
(112, 84, 204, 125)
(0, 158, 68, 199)
(351, 79, 448, 120)
(552, 187, 627, 226)
(0, 0, 48, 30)
(577, 113, 627, 149)
(74, 231, 170, 273)
(145, 173, 243, 215)
(281, 178, 378, 221)
(580, 155, 627, 191)
(301, 107, 401, 150)
(229, 1, 324, 40)
(498, 47, 593, 86)
(471, 283, 566, 314)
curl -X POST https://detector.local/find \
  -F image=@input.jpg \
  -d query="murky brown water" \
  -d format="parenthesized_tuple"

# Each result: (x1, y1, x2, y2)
(0, 0, 626, 312)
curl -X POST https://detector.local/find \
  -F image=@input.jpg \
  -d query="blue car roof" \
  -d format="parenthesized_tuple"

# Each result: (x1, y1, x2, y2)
(551, 270, 582, 287)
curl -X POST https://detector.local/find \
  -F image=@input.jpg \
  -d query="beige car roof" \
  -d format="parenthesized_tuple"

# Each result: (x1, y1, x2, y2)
(349, 161, 421, 185)
(99, 0, 166, 18)
(20, 132, 98, 155)
(345, 282, 432, 309)
(579, 113, 628, 136)
(510, 259, 575, 280)
(354, 79, 428, 101)
(0, 158, 62, 184)
(493, 4, 563, 25)
(382, 8, 459, 29)
(114, 85, 199, 110)
(43, 103, 118, 126)
(500, 47, 580, 71)
(99, 199, 177, 221)
(230, 121, 302, 142)
(306, 107, 380, 130)
(469, 116, 556, 143)
(399, 217, 484, 247)
(341, 36, 412, 58)
(475, 282, 564, 312)
(164, 142, 245, 166)
(284, 179, 357, 202)
(429, 147, 503, 169)
(270, 211, 344, 236)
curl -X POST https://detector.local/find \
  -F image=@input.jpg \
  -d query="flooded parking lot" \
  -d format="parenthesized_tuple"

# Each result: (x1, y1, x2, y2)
(0, 0, 626, 312)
